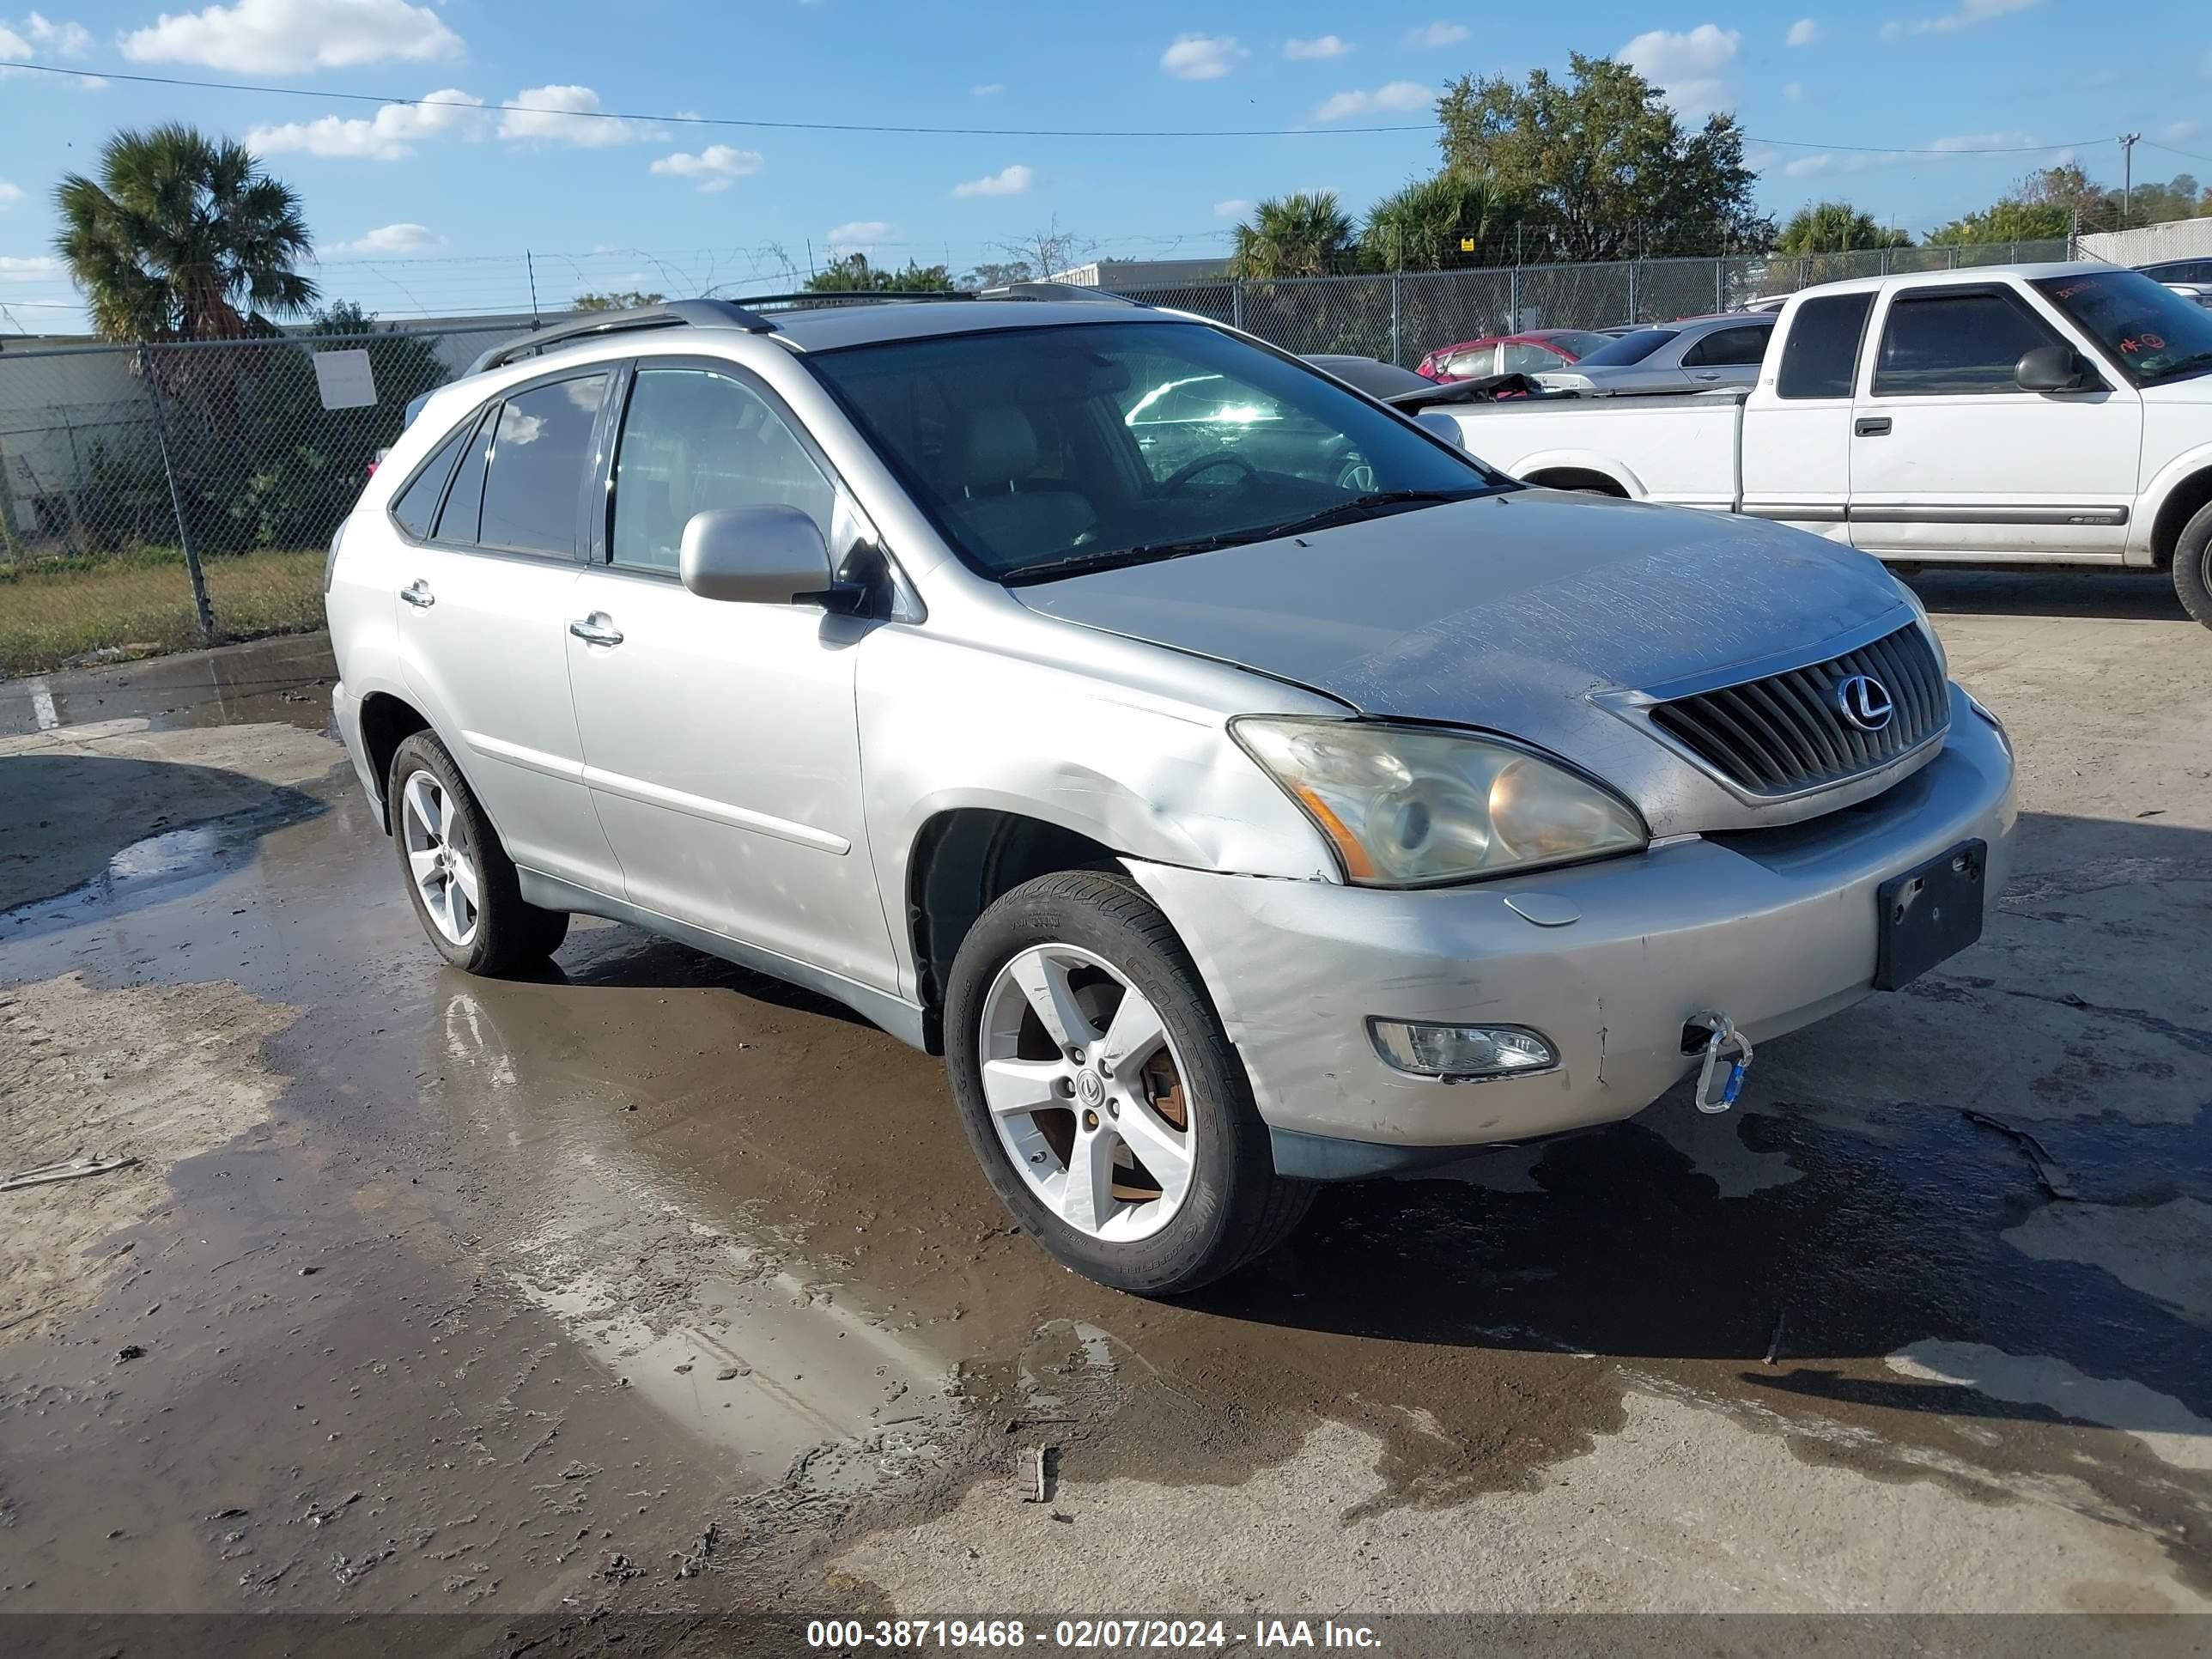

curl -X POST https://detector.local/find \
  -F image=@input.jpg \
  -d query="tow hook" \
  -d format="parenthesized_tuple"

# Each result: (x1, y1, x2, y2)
(1687, 1012, 1755, 1115)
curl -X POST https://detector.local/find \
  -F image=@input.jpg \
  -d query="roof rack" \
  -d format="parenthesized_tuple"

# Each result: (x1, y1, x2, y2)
(465, 298, 771, 374)
(464, 283, 1147, 375)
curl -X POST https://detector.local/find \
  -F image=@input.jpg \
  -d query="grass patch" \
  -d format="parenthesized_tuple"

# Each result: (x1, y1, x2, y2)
(0, 547, 327, 679)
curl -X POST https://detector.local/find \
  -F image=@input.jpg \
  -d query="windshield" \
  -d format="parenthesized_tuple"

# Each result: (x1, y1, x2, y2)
(1577, 329, 1678, 367)
(2032, 270, 2212, 386)
(807, 320, 1504, 582)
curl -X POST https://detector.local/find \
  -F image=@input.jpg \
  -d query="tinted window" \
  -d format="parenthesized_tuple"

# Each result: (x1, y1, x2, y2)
(1447, 347, 1499, 378)
(477, 374, 608, 555)
(434, 406, 495, 542)
(1577, 329, 1678, 367)
(1873, 291, 2056, 396)
(611, 368, 836, 573)
(1777, 294, 1873, 399)
(1497, 343, 1558, 374)
(2033, 270, 2212, 386)
(2142, 259, 2212, 283)
(392, 422, 468, 538)
(1681, 323, 1772, 368)
(1547, 331, 1616, 358)
(809, 320, 1501, 582)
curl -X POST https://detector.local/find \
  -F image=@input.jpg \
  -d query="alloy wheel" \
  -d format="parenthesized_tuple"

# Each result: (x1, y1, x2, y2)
(977, 943, 1195, 1243)
(400, 769, 481, 946)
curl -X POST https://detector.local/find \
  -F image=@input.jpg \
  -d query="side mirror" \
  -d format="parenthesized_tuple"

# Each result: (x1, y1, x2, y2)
(2015, 344, 2096, 393)
(678, 505, 835, 605)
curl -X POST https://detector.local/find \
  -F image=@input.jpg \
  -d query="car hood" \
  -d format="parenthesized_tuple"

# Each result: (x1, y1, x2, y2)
(1013, 491, 1921, 834)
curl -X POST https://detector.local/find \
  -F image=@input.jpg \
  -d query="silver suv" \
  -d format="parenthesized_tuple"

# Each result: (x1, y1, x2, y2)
(327, 291, 2015, 1294)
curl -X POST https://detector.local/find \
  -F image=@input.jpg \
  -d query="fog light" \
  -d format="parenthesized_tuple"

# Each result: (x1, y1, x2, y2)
(1367, 1018, 1556, 1079)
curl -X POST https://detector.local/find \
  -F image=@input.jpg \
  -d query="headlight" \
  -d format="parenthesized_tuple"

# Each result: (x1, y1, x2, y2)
(1231, 717, 1648, 887)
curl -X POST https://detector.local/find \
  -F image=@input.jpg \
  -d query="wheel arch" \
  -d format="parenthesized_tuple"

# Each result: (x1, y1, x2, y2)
(906, 807, 1129, 1054)
(2148, 463, 2212, 571)
(357, 690, 433, 832)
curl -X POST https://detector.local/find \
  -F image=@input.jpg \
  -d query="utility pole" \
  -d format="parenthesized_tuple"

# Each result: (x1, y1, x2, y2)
(2119, 133, 2142, 228)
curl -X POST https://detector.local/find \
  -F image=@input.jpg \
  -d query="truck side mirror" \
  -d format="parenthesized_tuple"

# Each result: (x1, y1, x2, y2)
(2015, 344, 2096, 394)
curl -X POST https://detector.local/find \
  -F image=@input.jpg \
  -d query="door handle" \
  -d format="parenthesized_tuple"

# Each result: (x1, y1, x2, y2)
(568, 612, 623, 647)
(1854, 416, 1893, 437)
(400, 580, 434, 608)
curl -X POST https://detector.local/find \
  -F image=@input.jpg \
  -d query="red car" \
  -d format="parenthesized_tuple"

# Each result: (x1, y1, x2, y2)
(1416, 329, 1616, 382)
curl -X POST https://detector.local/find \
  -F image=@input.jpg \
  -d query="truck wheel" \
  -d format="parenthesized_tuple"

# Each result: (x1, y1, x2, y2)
(389, 732, 568, 975)
(944, 871, 1312, 1297)
(2174, 500, 2212, 632)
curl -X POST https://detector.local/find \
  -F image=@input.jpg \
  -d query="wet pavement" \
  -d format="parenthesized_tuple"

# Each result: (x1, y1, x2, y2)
(1, 573, 2209, 1632)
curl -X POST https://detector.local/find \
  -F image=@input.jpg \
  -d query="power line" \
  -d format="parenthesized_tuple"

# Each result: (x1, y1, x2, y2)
(0, 61, 2129, 156)
(2142, 138, 2212, 167)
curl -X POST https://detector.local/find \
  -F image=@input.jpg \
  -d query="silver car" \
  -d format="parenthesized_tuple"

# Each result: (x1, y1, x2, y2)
(327, 291, 2015, 1295)
(1536, 312, 1777, 394)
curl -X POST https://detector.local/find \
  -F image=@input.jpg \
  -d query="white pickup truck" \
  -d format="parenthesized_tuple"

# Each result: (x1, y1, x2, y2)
(1418, 263, 2212, 629)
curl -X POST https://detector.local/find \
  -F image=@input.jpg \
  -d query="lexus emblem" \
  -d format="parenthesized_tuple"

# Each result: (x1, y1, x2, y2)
(1835, 673, 1895, 732)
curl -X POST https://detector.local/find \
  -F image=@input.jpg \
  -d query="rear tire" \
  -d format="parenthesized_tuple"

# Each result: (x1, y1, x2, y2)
(389, 732, 568, 975)
(2173, 500, 2212, 632)
(944, 871, 1311, 1296)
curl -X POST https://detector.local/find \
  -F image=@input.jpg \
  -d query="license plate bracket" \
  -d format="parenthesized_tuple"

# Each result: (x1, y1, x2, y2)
(1875, 838, 1987, 992)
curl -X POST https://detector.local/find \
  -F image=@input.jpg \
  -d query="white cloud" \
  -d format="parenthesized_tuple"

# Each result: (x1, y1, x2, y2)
(1620, 22, 1740, 118)
(76, 72, 106, 87)
(1212, 198, 1252, 220)
(2165, 120, 2200, 143)
(1884, 0, 2034, 38)
(1160, 33, 1245, 80)
(1783, 79, 1806, 101)
(1927, 129, 2036, 151)
(971, 82, 1002, 96)
(121, 0, 460, 72)
(0, 24, 27, 58)
(25, 11, 91, 52)
(246, 88, 485, 160)
(1284, 34, 1352, 59)
(1787, 17, 1819, 46)
(951, 163, 1034, 198)
(499, 85, 650, 147)
(650, 143, 765, 192)
(1784, 153, 1832, 178)
(0, 254, 64, 276)
(1314, 80, 1431, 121)
(335, 222, 440, 253)
(825, 220, 890, 254)
(1402, 21, 1468, 48)
(0, 179, 19, 207)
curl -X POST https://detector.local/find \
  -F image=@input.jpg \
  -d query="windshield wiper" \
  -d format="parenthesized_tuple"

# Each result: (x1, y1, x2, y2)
(1249, 488, 1489, 541)
(999, 490, 1486, 587)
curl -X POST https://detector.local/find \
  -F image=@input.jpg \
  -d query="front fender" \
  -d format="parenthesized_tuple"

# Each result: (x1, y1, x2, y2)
(2133, 441, 2212, 567)
(855, 628, 1341, 999)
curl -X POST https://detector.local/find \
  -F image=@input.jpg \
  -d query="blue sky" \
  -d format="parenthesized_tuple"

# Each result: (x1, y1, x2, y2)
(2, 0, 2209, 329)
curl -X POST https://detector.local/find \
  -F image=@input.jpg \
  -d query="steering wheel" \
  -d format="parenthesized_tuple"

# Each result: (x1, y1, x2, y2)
(1161, 452, 1258, 491)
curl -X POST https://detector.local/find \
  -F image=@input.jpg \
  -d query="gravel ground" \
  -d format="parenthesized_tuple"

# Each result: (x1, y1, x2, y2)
(0, 571, 2206, 1654)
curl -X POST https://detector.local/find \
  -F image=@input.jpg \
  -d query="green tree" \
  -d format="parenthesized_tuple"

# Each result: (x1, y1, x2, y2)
(53, 123, 316, 341)
(959, 259, 1036, 291)
(1360, 173, 1520, 270)
(1228, 192, 1358, 280)
(804, 253, 956, 292)
(1435, 55, 1772, 262)
(1774, 201, 1911, 254)
(1923, 197, 2071, 246)
(572, 289, 665, 311)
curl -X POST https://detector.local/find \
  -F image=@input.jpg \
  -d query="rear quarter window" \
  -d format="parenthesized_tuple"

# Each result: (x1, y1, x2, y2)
(1776, 294, 1875, 399)
(390, 422, 471, 539)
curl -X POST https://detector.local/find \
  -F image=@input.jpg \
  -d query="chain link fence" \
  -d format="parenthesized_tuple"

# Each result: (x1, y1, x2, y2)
(0, 238, 2073, 678)
(0, 322, 517, 679)
(1110, 240, 2073, 365)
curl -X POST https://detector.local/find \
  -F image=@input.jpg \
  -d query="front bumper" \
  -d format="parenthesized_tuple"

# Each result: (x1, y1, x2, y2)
(1127, 685, 2014, 1176)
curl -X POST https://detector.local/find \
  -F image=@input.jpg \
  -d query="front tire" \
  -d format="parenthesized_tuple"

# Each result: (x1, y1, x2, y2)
(2172, 500, 2212, 632)
(944, 871, 1311, 1296)
(388, 732, 568, 975)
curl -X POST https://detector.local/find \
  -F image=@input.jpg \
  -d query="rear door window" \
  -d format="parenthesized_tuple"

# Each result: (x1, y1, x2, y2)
(1682, 324, 1772, 368)
(433, 407, 495, 543)
(392, 420, 470, 539)
(1777, 294, 1875, 399)
(477, 374, 610, 556)
(1872, 290, 2060, 397)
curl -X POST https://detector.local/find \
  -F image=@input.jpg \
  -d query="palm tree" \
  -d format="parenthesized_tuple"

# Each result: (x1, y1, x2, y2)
(1361, 173, 1518, 270)
(1229, 192, 1357, 280)
(1774, 201, 1911, 255)
(54, 124, 317, 341)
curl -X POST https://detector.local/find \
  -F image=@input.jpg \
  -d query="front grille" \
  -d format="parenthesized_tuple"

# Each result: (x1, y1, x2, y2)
(1649, 623, 1947, 797)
